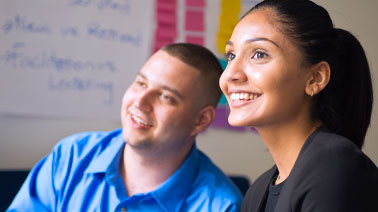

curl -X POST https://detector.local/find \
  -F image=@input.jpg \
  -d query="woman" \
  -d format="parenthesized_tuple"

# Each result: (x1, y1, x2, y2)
(219, 0, 378, 211)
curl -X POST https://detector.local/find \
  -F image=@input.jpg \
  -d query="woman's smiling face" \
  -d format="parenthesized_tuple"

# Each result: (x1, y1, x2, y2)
(219, 8, 313, 128)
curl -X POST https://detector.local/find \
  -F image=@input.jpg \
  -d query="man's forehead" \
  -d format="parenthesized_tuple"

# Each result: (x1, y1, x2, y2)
(137, 71, 196, 100)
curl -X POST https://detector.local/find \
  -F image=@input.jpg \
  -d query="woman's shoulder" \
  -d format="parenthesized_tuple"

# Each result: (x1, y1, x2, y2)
(309, 128, 357, 150)
(301, 128, 376, 168)
(292, 128, 377, 191)
(287, 129, 378, 211)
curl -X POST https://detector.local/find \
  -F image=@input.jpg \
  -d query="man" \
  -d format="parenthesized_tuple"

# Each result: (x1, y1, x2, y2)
(7, 43, 243, 211)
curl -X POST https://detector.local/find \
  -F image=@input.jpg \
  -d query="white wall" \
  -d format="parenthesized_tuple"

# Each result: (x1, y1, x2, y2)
(1, 0, 377, 184)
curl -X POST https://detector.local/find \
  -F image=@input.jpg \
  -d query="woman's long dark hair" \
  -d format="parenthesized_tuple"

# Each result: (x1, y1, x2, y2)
(243, 0, 373, 149)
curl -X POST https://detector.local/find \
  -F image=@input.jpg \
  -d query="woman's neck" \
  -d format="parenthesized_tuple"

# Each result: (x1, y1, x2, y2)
(257, 120, 320, 184)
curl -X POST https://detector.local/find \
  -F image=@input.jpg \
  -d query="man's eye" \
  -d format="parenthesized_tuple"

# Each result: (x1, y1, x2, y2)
(161, 93, 171, 100)
(224, 52, 235, 61)
(161, 93, 175, 104)
(135, 81, 146, 88)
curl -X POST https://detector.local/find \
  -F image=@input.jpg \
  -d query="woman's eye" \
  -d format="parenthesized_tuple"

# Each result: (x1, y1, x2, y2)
(252, 51, 268, 60)
(224, 52, 235, 61)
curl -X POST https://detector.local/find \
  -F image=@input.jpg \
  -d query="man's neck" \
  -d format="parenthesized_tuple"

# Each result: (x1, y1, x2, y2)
(120, 142, 194, 197)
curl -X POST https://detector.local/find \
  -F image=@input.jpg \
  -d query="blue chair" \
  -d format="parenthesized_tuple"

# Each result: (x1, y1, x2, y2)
(0, 170, 30, 211)
(229, 175, 251, 196)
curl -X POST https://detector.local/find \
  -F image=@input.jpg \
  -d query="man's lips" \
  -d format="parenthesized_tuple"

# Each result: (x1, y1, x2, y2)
(130, 114, 153, 128)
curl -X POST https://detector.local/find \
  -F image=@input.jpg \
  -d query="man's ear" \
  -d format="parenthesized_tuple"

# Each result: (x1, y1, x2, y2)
(191, 105, 216, 136)
(305, 61, 331, 96)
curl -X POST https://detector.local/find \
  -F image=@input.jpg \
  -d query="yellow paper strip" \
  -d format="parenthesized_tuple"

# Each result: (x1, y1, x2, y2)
(217, 0, 241, 53)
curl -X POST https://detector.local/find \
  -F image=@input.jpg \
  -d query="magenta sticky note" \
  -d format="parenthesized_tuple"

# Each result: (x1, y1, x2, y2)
(156, 26, 177, 39)
(157, 0, 176, 12)
(185, 35, 204, 45)
(157, 11, 176, 25)
(185, 0, 205, 7)
(185, 10, 204, 31)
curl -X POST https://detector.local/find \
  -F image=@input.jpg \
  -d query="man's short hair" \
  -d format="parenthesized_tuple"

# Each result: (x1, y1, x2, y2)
(161, 43, 223, 107)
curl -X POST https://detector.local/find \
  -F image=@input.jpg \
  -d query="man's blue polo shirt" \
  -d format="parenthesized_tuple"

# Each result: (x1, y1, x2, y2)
(7, 129, 243, 212)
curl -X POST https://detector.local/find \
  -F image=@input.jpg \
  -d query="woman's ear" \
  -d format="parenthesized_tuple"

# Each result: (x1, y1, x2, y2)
(305, 61, 331, 96)
(191, 105, 215, 136)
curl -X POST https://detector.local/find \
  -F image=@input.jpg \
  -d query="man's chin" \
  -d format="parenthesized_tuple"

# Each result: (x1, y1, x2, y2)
(125, 138, 154, 150)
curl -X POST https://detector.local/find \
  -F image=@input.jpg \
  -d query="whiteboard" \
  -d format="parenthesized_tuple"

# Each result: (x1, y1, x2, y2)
(0, 0, 154, 120)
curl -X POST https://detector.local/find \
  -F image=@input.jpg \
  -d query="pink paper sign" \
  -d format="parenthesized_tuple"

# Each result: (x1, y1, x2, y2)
(185, 10, 204, 31)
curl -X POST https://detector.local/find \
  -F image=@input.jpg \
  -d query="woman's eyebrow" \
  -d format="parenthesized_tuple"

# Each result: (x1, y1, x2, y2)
(227, 37, 281, 49)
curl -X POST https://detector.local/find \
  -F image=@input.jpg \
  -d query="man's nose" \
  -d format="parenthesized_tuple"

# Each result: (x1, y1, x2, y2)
(133, 90, 153, 113)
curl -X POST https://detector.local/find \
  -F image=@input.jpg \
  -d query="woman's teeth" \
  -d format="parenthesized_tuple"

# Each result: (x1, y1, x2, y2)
(230, 93, 259, 101)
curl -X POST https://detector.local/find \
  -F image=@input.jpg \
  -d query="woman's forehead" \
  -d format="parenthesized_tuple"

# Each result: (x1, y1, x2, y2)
(230, 10, 284, 46)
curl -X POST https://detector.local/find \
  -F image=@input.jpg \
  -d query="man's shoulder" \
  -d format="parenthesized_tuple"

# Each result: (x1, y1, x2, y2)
(182, 149, 243, 211)
(53, 129, 122, 153)
(191, 150, 243, 201)
(49, 128, 123, 171)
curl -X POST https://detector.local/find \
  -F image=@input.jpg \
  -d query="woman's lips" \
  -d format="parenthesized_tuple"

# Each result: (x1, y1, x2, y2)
(228, 92, 262, 108)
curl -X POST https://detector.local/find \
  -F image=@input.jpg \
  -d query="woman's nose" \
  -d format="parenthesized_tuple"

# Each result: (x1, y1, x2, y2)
(223, 61, 247, 82)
